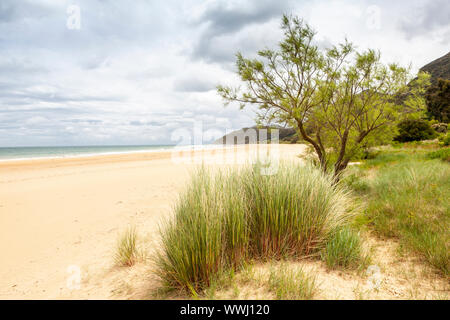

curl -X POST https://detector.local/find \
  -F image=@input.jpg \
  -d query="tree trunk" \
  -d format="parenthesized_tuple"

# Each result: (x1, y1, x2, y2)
(295, 119, 327, 171)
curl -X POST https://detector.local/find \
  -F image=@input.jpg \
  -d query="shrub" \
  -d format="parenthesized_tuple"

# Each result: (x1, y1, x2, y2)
(438, 132, 450, 147)
(156, 162, 355, 293)
(394, 119, 437, 142)
(268, 264, 317, 300)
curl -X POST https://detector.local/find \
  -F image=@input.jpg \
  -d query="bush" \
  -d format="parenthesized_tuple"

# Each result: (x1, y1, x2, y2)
(156, 162, 355, 293)
(438, 132, 450, 147)
(394, 119, 437, 142)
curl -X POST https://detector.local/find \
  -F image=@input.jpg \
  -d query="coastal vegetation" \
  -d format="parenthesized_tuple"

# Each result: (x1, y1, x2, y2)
(152, 142, 449, 298)
(343, 143, 450, 276)
(151, 15, 449, 299)
(156, 163, 365, 294)
(267, 264, 317, 300)
(218, 14, 430, 178)
(114, 226, 140, 267)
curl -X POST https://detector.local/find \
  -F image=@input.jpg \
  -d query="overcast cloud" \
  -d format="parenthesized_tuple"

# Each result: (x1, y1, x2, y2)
(0, 0, 448, 146)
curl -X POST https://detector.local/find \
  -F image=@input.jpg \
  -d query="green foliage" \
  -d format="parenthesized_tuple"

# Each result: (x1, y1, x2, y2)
(394, 119, 437, 142)
(218, 14, 430, 176)
(438, 132, 450, 147)
(268, 264, 317, 300)
(426, 78, 450, 123)
(114, 227, 139, 267)
(362, 152, 408, 168)
(427, 148, 450, 162)
(321, 226, 367, 269)
(342, 172, 370, 194)
(156, 163, 355, 293)
(364, 159, 450, 275)
(431, 122, 448, 133)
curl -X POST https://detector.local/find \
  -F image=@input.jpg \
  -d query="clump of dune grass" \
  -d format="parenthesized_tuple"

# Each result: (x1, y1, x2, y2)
(155, 169, 248, 294)
(114, 227, 139, 267)
(242, 162, 353, 259)
(365, 159, 449, 275)
(156, 162, 355, 294)
(268, 264, 317, 300)
(321, 226, 368, 269)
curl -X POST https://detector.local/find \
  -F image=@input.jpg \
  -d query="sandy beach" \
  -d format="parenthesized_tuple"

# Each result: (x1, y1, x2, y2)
(0, 144, 306, 299)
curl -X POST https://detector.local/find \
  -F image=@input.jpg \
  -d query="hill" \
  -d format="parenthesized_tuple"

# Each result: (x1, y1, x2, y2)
(420, 51, 450, 82)
(213, 126, 297, 145)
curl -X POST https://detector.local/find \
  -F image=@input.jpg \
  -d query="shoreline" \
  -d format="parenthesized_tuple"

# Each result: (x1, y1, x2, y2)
(0, 144, 292, 173)
(0, 143, 278, 164)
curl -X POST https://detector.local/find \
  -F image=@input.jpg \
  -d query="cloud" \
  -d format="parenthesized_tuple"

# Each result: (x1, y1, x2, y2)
(174, 77, 215, 92)
(399, 0, 450, 40)
(0, 0, 448, 146)
(190, 0, 292, 62)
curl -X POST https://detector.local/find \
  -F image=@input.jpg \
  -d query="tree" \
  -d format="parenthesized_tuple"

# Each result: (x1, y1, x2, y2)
(426, 78, 450, 123)
(394, 119, 437, 142)
(217, 15, 429, 178)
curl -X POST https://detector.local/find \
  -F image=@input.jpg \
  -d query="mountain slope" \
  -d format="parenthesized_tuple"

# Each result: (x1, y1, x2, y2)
(420, 51, 450, 82)
(213, 126, 297, 144)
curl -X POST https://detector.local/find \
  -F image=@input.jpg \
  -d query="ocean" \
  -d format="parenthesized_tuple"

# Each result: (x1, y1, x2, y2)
(0, 145, 178, 161)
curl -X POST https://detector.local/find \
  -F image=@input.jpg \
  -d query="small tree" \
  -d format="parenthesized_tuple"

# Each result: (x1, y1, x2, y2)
(218, 15, 429, 177)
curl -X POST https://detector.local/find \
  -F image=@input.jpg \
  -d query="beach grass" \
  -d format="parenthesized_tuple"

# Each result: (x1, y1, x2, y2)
(321, 226, 368, 270)
(344, 146, 450, 276)
(367, 159, 449, 275)
(156, 162, 356, 293)
(268, 264, 317, 300)
(114, 226, 139, 267)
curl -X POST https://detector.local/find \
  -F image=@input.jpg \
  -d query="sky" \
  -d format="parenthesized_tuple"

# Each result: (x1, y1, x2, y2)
(0, 0, 449, 147)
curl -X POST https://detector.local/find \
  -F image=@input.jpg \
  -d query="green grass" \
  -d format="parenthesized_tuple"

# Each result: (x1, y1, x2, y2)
(268, 264, 317, 300)
(114, 227, 139, 267)
(427, 148, 450, 162)
(321, 226, 368, 269)
(345, 148, 450, 276)
(156, 162, 356, 294)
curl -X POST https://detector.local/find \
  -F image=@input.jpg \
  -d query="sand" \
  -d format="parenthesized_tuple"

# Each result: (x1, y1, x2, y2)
(0, 144, 306, 299)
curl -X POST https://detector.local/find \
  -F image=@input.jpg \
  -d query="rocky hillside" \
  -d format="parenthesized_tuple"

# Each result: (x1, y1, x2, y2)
(213, 126, 297, 145)
(420, 51, 450, 82)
